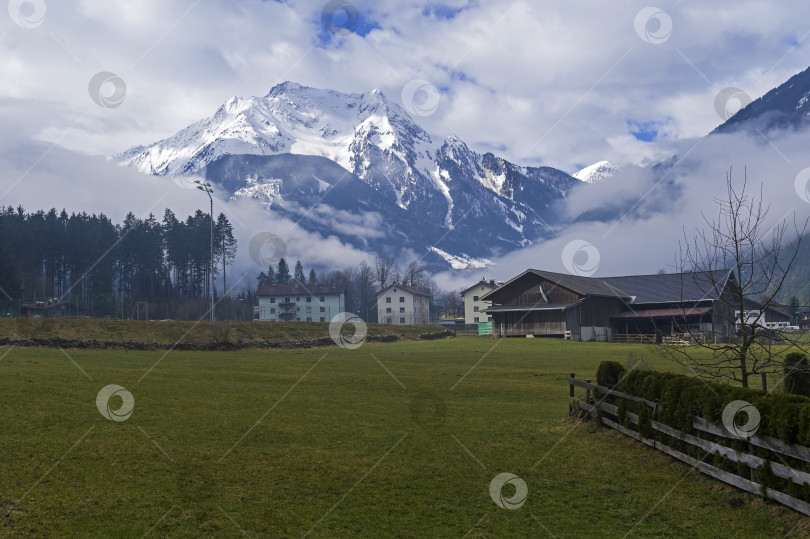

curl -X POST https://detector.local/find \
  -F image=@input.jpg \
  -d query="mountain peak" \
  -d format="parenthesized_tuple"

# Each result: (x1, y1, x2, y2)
(711, 65, 810, 135)
(573, 160, 619, 183)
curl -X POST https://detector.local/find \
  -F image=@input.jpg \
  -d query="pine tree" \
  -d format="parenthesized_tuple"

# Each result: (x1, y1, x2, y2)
(308, 268, 317, 284)
(215, 213, 237, 297)
(276, 258, 291, 284)
(266, 265, 275, 285)
(294, 260, 305, 284)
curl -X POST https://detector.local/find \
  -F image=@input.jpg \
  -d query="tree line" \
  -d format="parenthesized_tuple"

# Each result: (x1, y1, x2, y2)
(0, 205, 463, 322)
(255, 255, 456, 322)
(0, 206, 237, 319)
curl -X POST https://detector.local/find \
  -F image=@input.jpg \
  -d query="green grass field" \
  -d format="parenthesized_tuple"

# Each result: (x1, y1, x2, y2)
(0, 337, 807, 537)
(0, 318, 443, 348)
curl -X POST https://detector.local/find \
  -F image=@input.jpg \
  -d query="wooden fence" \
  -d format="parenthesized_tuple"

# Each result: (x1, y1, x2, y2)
(568, 374, 810, 516)
(612, 333, 656, 344)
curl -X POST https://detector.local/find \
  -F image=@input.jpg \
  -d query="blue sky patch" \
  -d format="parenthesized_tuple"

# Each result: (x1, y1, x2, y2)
(422, 3, 469, 20)
(316, 4, 381, 48)
(628, 120, 661, 142)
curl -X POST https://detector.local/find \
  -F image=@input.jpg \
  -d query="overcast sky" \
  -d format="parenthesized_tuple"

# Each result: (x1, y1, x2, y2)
(2, 0, 810, 288)
(2, 1, 809, 170)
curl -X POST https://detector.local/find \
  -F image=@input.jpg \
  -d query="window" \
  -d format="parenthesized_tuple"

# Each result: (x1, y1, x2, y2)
(270, 297, 275, 303)
(306, 317, 312, 322)
(306, 307, 312, 313)
(399, 297, 405, 303)
(399, 307, 405, 313)
(488, 316, 492, 322)
(320, 317, 325, 322)
(474, 317, 479, 323)
(386, 308, 392, 313)
(473, 295, 479, 302)
(400, 317, 406, 323)
(320, 307, 325, 312)
(296, 296, 301, 301)
(320, 296, 325, 302)
(296, 307, 300, 312)
(270, 308, 276, 314)
(306, 297, 312, 302)
(474, 306, 479, 312)
(386, 297, 391, 303)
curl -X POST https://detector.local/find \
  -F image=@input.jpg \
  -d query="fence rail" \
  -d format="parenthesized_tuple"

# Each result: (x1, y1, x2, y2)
(568, 373, 810, 517)
(612, 333, 656, 343)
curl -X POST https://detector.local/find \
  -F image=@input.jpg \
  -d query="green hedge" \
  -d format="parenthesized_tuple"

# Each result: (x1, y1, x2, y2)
(596, 362, 810, 503)
(613, 368, 810, 445)
(596, 360, 626, 388)
(785, 353, 810, 397)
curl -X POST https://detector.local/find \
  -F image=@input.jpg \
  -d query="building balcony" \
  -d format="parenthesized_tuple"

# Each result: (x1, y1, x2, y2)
(278, 312, 295, 320)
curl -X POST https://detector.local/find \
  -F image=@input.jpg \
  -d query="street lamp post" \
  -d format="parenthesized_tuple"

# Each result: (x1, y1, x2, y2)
(195, 180, 215, 323)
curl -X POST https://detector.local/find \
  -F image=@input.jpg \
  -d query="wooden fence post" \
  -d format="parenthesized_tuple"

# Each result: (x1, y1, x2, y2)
(569, 373, 575, 417)
(761, 373, 768, 392)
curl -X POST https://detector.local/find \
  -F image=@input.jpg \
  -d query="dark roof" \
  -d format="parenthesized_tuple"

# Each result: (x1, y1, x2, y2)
(256, 283, 344, 296)
(612, 306, 712, 319)
(600, 270, 733, 304)
(482, 269, 629, 300)
(377, 283, 431, 297)
(460, 280, 497, 295)
(485, 302, 577, 313)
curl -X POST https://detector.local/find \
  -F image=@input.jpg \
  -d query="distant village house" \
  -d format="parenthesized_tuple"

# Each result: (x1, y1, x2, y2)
(376, 284, 431, 325)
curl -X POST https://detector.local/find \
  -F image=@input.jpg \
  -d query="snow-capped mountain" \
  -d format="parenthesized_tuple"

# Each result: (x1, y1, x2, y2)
(117, 82, 579, 270)
(573, 160, 619, 183)
(712, 65, 810, 135)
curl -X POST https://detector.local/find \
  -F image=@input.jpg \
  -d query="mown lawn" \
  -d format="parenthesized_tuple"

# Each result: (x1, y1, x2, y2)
(0, 337, 806, 537)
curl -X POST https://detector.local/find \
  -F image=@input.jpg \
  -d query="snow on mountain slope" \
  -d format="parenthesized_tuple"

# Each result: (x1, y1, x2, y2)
(712, 65, 810, 135)
(117, 82, 579, 269)
(428, 247, 493, 270)
(573, 160, 619, 183)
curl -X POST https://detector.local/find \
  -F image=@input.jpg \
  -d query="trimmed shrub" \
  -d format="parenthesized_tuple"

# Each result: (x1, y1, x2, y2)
(597, 361, 626, 388)
(784, 352, 810, 397)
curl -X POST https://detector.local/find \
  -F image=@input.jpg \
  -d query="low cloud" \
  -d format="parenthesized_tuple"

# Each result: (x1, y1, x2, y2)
(433, 126, 810, 290)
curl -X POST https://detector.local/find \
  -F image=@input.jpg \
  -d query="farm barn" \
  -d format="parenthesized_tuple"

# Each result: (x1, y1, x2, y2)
(483, 269, 739, 343)
(481, 270, 628, 341)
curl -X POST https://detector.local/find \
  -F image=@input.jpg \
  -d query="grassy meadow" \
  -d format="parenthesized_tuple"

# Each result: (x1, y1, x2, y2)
(0, 318, 443, 347)
(0, 336, 807, 537)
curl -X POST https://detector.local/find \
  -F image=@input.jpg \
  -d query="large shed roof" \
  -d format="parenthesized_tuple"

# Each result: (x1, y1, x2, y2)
(600, 270, 733, 304)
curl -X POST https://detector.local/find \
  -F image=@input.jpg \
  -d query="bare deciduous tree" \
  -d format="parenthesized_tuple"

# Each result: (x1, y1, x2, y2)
(662, 169, 808, 389)
(373, 255, 395, 290)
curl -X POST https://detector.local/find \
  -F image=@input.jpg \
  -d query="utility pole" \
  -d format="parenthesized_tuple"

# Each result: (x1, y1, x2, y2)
(195, 180, 215, 323)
